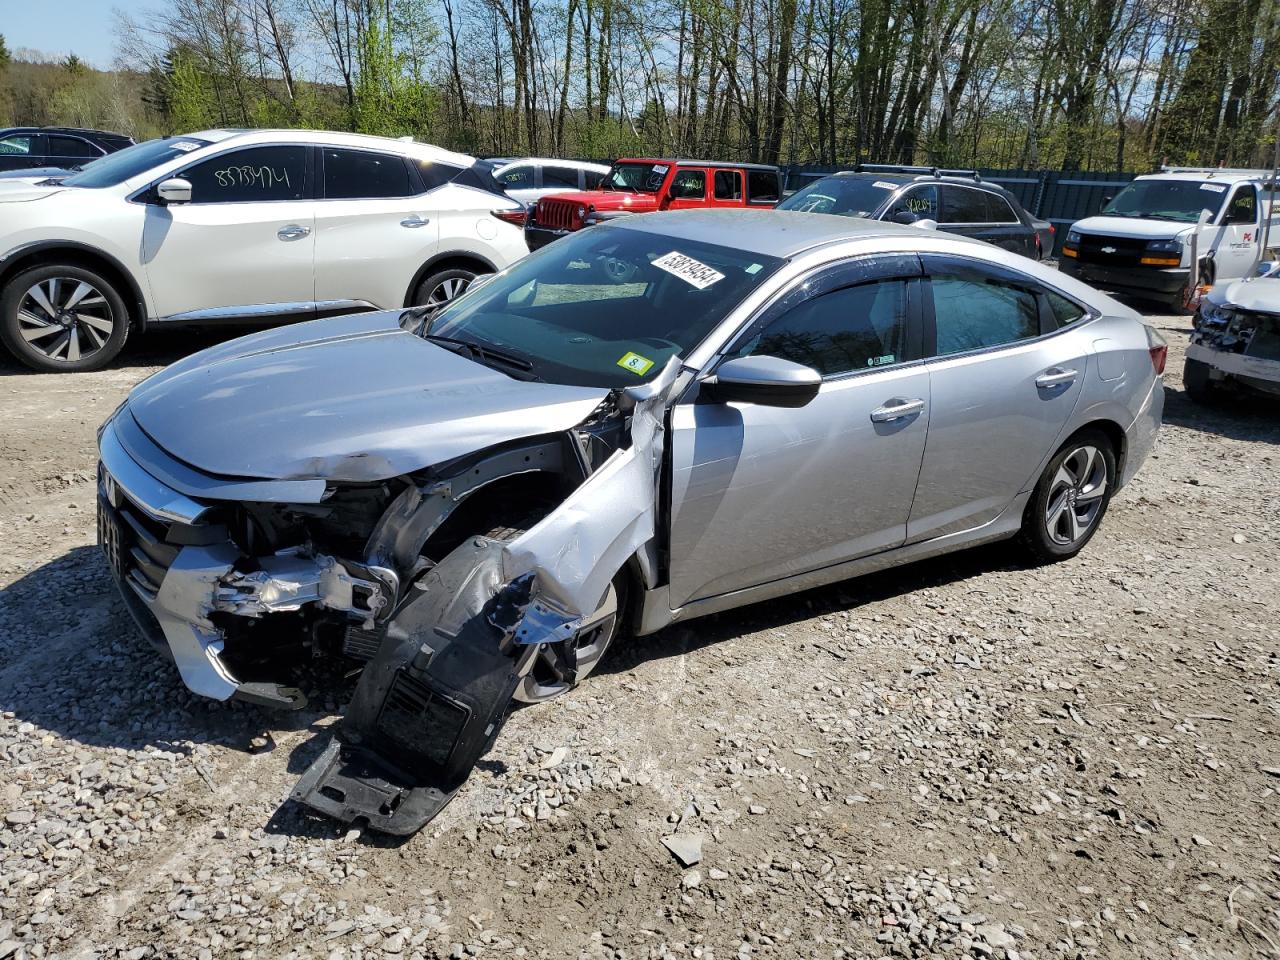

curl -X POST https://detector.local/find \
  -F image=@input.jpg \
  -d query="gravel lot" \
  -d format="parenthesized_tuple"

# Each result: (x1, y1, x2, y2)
(1, 310, 1278, 960)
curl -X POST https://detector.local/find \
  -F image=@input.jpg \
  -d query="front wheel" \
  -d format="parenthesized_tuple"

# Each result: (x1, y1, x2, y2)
(1017, 429, 1116, 564)
(1182, 356, 1220, 405)
(411, 267, 483, 312)
(0, 264, 130, 372)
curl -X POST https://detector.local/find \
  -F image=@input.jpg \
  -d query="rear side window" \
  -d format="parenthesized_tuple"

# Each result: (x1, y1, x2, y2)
(983, 192, 1019, 224)
(747, 170, 780, 204)
(931, 274, 1040, 354)
(413, 158, 465, 191)
(323, 148, 411, 199)
(543, 165, 580, 188)
(733, 280, 910, 376)
(47, 136, 98, 158)
(181, 146, 307, 203)
(1047, 291, 1088, 327)
(941, 186, 988, 223)
(714, 169, 743, 200)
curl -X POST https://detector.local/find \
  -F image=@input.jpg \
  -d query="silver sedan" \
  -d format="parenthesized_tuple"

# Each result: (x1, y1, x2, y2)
(96, 210, 1164, 832)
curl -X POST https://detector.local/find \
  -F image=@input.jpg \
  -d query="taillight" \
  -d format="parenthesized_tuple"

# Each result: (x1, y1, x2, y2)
(1149, 344, 1167, 374)
(1145, 325, 1168, 374)
(492, 208, 526, 227)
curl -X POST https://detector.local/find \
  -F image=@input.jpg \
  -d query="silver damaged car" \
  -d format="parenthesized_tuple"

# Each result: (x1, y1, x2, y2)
(96, 210, 1165, 833)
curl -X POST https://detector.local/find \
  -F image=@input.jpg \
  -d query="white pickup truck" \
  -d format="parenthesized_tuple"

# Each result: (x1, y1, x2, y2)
(1061, 167, 1279, 310)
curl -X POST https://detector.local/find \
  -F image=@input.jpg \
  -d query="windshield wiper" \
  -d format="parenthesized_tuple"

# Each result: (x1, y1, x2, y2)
(424, 333, 542, 380)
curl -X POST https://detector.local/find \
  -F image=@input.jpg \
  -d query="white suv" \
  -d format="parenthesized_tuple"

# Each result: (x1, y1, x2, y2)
(0, 129, 529, 371)
(493, 157, 612, 205)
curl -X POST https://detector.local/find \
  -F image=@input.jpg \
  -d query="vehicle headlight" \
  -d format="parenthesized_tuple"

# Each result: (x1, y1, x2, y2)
(1145, 238, 1182, 254)
(577, 205, 587, 219)
(1066, 230, 1082, 245)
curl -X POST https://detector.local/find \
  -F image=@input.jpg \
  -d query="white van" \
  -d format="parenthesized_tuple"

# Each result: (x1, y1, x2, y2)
(1061, 167, 1279, 309)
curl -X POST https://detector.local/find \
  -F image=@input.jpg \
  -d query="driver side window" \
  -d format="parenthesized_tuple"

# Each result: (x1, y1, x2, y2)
(888, 185, 938, 222)
(733, 280, 910, 377)
(1225, 186, 1257, 225)
(180, 146, 307, 203)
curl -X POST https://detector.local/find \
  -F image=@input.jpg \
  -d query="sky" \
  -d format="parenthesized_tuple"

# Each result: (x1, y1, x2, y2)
(0, 0, 149, 69)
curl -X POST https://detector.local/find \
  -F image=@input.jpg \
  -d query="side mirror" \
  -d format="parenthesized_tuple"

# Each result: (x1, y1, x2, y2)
(156, 177, 192, 205)
(1100, 195, 1112, 211)
(912, 218, 938, 231)
(892, 210, 919, 225)
(705, 355, 821, 408)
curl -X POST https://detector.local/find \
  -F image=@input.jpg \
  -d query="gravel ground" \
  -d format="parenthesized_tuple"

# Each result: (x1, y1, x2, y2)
(0, 311, 1278, 960)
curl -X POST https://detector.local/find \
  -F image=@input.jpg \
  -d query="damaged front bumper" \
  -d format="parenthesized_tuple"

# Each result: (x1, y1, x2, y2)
(97, 417, 391, 709)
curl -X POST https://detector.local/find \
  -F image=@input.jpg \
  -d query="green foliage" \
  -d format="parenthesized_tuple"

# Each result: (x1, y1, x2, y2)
(353, 17, 438, 137)
(0, 34, 10, 72)
(167, 49, 217, 133)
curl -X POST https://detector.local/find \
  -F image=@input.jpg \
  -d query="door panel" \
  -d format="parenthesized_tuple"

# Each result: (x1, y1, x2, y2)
(668, 366, 931, 607)
(908, 260, 1088, 541)
(313, 147, 441, 308)
(1212, 186, 1260, 280)
(141, 145, 314, 319)
(665, 168, 708, 210)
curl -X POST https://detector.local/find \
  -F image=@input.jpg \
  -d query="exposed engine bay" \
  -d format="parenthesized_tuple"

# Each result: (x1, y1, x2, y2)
(97, 354, 683, 835)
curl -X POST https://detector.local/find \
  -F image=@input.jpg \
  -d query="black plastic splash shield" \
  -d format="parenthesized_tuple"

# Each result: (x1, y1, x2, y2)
(292, 538, 523, 835)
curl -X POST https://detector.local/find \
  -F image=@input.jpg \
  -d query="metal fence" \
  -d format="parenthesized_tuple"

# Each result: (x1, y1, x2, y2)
(781, 165, 1140, 255)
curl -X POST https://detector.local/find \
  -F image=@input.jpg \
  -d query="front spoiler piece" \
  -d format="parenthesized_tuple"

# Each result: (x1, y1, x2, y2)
(292, 538, 525, 835)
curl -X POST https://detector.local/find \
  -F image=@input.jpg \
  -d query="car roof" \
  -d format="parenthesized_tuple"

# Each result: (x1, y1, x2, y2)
(1136, 170, 1268, 185)
(1, 126, 130, 138)
(184, 128, 476, 167)
(494, 157, 612, 172)
(620, 158, 780, 172)
(612, 208, 941, 258)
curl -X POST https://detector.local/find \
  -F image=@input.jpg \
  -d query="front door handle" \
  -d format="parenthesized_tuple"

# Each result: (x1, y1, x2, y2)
(400, 215, 430, 228)
(277, 224, 311, 242)
(870, 397, 926, 422)
(1035, 367, 1078, 388)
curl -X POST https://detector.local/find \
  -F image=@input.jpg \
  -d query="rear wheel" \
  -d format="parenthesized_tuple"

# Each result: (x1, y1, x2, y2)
(1183, 356, 1220, 404)
(0, 264, 129, 372)
(1017, 429, 1116, 563)
(412, 267, 483, 312)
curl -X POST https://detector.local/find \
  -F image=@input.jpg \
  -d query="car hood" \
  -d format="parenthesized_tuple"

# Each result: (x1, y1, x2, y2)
(541, 190, 661, 214)
(1071, 215, 1195, 241)
(0, 182, 68, 202)
(1205, 275, 1280, 314)
(124, 311, 610, 483)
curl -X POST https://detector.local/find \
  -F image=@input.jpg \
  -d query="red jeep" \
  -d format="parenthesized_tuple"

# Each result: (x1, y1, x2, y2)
(524, 158, 782, 250)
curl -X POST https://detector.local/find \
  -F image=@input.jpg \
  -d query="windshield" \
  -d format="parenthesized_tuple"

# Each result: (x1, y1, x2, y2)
(426, 226, 784, 388)
(777, 176, 896, 217)
(1102, 179, 1229, 223)
(602, 162, 669, 193)
(63, 136, 212, 188)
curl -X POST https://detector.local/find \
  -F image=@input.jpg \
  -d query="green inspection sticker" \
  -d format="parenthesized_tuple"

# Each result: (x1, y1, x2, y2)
(617, 351, 655, 376)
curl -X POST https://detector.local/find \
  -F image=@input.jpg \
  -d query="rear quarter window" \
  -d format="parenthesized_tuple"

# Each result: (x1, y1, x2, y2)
(747, 170, 781, 204)
(1047, 291, 1089, 328)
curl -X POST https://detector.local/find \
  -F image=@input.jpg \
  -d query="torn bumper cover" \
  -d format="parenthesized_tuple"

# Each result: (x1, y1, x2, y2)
(292, 359, 682, 834)
(97, 419, 391, 710)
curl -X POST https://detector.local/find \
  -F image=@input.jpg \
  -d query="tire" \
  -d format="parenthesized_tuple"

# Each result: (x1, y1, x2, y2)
(411, 266, 483, 312)
(1016, 428, 1117, 564)
(1182, 356, 1220, 404)
(481, 521, 625, 705)
(0, 264, 129, 372)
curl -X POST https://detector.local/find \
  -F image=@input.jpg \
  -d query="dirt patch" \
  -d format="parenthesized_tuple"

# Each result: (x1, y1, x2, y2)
(0, 312, 1277, 960)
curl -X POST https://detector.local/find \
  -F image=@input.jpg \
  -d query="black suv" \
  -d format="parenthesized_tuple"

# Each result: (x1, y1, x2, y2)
(0, 127, 135, 174)
(778, 165, 1055, 260)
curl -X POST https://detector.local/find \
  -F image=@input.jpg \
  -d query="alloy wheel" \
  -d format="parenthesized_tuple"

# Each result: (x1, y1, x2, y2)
(426, 276, 471, 307)
(17, 277, 116, 364)
(1044, 444, 1108, 546)
(514, 583, 619, 704)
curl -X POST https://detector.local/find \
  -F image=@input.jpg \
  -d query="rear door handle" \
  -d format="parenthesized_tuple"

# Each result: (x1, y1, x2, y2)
(400, 215, 430, 228)
(1035, 367, 1078, 388)
(870, 397, 925, 422)
(277, 224, 311, 241)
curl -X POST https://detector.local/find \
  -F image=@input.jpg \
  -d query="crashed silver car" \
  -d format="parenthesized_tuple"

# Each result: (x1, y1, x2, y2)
(97, 210, 1164, 833)
(1185, 260, 1280, 401)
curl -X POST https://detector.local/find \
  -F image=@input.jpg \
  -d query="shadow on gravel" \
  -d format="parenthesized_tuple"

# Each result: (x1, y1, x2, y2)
(0, 327, 254, 377)
(600, 540, 1019, 680)
(1162, 384, 1280, 444)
